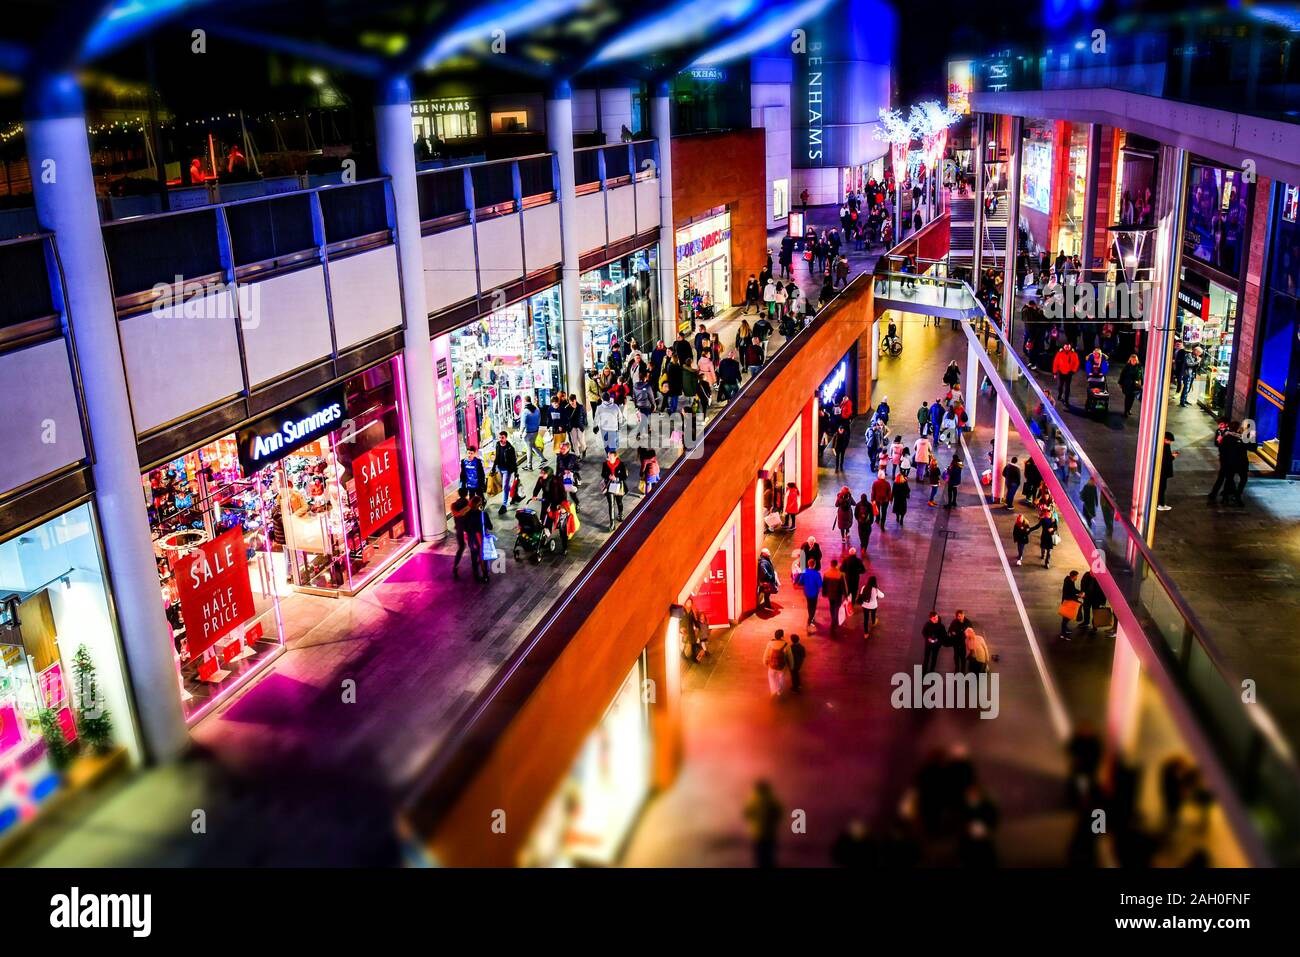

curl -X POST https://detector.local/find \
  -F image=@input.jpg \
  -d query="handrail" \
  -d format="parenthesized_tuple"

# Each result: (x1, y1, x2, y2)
(401, 272, 872, 850)
(871, 271, 1300, 864)
(415, 151, 555, 176)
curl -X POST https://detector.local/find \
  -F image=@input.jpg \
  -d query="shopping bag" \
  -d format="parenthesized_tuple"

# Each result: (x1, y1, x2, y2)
(764, 511, 783, 531)
(533, 433, 545, 450)
(838, 598, 854, 624)
(481, 533, 500, 562)
(1092, 606, 1115, 629)
(1058, 599, 1081, 620)
(486, 472, 502, 496)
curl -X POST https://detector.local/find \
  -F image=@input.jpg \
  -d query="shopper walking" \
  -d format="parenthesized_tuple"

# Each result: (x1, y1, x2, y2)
(823, 559, 848, 637)
(859, 576, 884, 636)
(600, 450, 628, 527)
(891, 473, 911, 526)
(786, 633, 806, 693)
(834, 486, 855, 544)
(744, 780, 783, 867)
(947, 609, 972, 673)
(1059, 570, 1082, 639)
(922, 611, 946, 675)
(871, 470, 892, 529)
(567, 394, 589, 457)
(801, 558, 823, 630)
(1119, 354, 1143, 417)
(1011, 513, 1032, 565)
(944, 457, 964, 508)
(763, 631, 791, 698)
(491, 431, 520, 515)
(1157, 431, 1178, 511)
(832, 424, 850, 471)
(1001, 456, 1021, 509)
(757, 547, 779, 611)
(1053, 342, 1080, 406)
(855, 493, 874, 551)
(595, 393, 623, 454)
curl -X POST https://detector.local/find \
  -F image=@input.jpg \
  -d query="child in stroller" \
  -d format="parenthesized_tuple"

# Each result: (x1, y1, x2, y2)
(512, 508, 558, 563)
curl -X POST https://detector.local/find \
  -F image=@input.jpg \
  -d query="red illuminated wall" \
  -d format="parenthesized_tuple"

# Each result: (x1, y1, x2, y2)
(1233, 175, 1272, 420)
(671, 129, 767, 307)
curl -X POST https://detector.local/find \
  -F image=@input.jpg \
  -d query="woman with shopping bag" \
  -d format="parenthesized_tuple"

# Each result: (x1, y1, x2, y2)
(1058, 570, 1082, 640)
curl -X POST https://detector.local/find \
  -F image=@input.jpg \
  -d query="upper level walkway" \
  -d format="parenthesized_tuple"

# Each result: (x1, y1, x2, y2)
(871, 270, 1300, 864)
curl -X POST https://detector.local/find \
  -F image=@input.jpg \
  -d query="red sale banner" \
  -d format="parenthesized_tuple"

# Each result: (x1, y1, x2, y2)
(693, 549, 729, 625)
(176, 528, 256, 659)
(354, 437, 403, 538)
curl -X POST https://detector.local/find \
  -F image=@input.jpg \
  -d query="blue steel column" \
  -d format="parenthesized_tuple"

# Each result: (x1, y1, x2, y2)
(1131, 145, 1188, 545)
(971, 112, 986, 284)
(546, 82, 587, 398)
(653, 82, 678, 345)
(25, 73, 188, 760)
(992, 115, 1023, 500)
(374, 76, 446, 538)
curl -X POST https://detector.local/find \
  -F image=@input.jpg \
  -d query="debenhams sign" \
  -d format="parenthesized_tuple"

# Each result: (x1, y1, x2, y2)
(236, 385, 346, 475)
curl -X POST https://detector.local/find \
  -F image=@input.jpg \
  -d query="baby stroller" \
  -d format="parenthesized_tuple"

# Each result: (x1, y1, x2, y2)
(512, 508, 558, 564)
(1085, 375, 1110, 419)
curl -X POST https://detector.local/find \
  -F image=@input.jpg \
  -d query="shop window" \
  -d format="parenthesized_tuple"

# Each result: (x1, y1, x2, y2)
(522, 657, 650, 866)
(580, 246, 660, 372)
(490, 110, 528, 134)
(0, 504, 136, 837)
(773, 178, 789, 220)
(444, 287, 564, 503)
(144, 358, 415, 721)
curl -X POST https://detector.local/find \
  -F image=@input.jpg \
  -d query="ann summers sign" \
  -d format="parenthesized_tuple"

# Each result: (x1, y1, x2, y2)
(236, 385, 346, 475)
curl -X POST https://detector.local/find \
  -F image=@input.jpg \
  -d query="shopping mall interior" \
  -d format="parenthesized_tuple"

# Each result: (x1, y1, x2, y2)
(0, 0, 1297, 911)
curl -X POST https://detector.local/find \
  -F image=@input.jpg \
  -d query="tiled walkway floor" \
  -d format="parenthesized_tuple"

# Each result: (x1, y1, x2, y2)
(1005, 296, 1300, 756)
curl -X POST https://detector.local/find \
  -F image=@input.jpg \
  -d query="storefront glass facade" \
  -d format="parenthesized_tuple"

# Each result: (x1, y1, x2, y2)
(1176, 270, 1239, 418)
(1056, 124, 1090, 256)
(676, 210, 731, 333)
(1, 504, 137, 837)
(522, 656, 650, 866)
(145, 359, 415, 721)
(1256, 182, 1300, 470)
(443, 286, 564, 502)
(581, 245, 659, 370)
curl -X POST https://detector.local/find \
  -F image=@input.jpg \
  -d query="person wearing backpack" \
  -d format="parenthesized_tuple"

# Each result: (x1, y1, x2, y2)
(763, 629, 792, 698)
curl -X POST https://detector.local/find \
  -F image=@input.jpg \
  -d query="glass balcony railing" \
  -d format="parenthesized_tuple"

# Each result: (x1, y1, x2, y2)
(874, 271, 1300, 863)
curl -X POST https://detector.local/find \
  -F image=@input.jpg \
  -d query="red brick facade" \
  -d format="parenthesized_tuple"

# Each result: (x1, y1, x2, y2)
(671, 129, 768, 308)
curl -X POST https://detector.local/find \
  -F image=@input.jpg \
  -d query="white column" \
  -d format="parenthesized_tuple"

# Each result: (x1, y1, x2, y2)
(991, 400, 1010, 500)
(1000, 115, 1024, 340)
(547, 83, 587, 396)
(653, 85, 678, 345)
(25, 74, 188, 760)
(1107, 626, 1143, 758)
(1130, 145, 1187, 543)
(966, 337, 980, 432)
(374, 77, 446, 538)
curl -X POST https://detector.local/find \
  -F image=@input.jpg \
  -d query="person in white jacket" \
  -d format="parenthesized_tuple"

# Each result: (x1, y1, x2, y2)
(594, 395, 623, 454)
(913, 435, 932, 481)
(859, 575, 885, 636)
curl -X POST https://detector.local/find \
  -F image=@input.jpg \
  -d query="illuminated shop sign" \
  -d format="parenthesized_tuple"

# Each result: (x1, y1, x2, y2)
(236, 384, 347, 475)
(807, 40, 824, 162)
(675, 227, 731, 263)
(413, 98, 473, 115)
(820, 357, 850, 405)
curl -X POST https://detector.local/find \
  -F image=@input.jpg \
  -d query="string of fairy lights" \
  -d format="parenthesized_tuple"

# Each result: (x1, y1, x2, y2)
(0, 108, 351, 144)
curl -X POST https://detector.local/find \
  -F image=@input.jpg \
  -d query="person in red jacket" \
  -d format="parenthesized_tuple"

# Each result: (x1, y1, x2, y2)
(870, 470, 892, 530)
(1052, 342, 1080, 406)
(782, 481, 801, 530)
